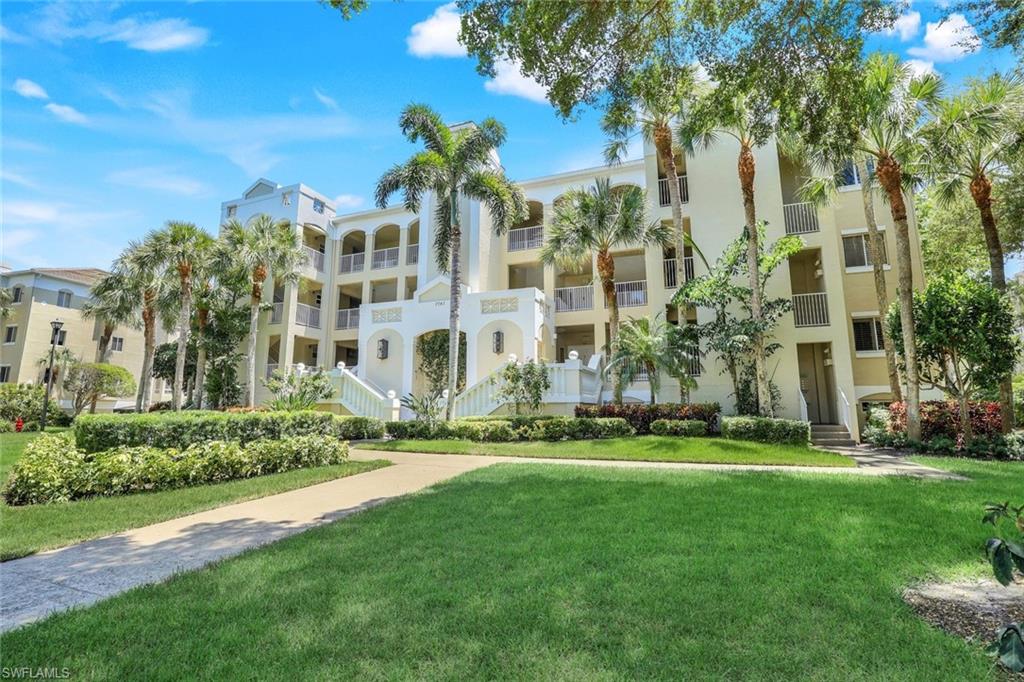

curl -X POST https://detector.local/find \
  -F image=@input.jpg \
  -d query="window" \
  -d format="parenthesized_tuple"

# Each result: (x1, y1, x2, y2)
(11, 286, 23, 303)
(57, 290, 73, 308)
(4, 326, 16, 344)
(312, 198, 325, 214)
(853, 317, 885, 352)
(843, 234, 888, 268)
(0, 366, 9, 383)
(55, 330, 67, 346)
(838, 159, 874, 187)
(111, 336, 124, 352)
(281, 192, 292, 206)
(227, 205, 237, 218)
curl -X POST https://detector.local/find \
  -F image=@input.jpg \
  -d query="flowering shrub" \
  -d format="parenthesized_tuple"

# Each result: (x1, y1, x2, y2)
(887, 400, 1002, 445)
(575, 403, 720, 434)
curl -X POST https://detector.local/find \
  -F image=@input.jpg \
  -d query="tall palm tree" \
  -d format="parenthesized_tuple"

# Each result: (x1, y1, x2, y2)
(603, 60, 698, 304)
(82, 271, 138, 363)
(605, 315, 698, 405)
(923, 72, 1023, 431)
(222, 214, 306, 408)
(375, 103, 527, 420)
(147, 222, 215, 410)
(541, 178, 671, 402)
(678, 93, 775, 415)
(116, 237, 171, 412)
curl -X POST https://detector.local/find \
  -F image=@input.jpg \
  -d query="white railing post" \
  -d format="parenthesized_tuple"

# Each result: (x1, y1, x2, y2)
(612, 280, 647, 308)
(837, 388, 852, 436)
(335, 308, 360, 330)
(507, 225, 544, 252)
(792, 292, 830, 327)
(371, 247, 400, 269)
(657, 175, 689, 207)
(338, 252, 365, 274)
(295, 302, 321, 329)
(303, 245, 325, 272)
(798, 389, 809, 422)
(783, 202, 820, 235)
(406, 243, 419, 265)
(554, 285, 594, 312)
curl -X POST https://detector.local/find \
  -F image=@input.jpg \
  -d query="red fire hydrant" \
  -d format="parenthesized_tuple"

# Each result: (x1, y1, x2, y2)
(15, 417, 24, 432)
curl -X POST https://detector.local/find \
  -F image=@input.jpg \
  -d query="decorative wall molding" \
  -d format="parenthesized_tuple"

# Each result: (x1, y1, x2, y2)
(372, 307, 403, 323)
(481, 297, 519, 314)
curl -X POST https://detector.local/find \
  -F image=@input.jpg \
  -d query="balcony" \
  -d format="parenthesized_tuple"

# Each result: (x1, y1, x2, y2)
(336, 308, 360, 330)
(303, 245, 325, 273)
(657, 175, 690, 207)
(406, 243, 419, 265)
(270, 302, 283, 324)
(663, 257, 695, 289)
(371, 246, 400, 270)
(508, 225, 544, 252)
(792, 292, 829, 327)
(338, 252, 365, 274)
(613, 280, 648, 308)
(554, 285, 594, 312)
(295, 302, 321, 329)
(783, 202, 819, 234)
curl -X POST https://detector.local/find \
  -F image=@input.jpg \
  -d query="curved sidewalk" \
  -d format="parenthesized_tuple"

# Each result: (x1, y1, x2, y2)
(0, 447, 957, 633)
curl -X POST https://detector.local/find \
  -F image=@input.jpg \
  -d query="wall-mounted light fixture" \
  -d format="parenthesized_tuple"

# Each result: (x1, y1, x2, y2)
(377, 338, 389, 360)
(492, 330, 504, 354)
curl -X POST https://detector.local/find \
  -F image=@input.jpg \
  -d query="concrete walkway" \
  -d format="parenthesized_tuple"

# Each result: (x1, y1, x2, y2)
(0, 447, 959, 633)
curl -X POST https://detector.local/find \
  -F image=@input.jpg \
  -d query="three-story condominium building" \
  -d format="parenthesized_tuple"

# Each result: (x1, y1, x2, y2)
(233, 130, 937, 440)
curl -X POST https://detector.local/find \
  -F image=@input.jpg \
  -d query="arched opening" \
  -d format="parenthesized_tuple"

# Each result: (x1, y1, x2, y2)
(372, 223, 401, 269)
(339, 230, 366, 273)
(411, 330, 466, 397)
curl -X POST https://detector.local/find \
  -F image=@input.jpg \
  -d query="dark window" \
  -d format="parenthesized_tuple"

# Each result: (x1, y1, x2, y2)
(843, 234, 887, 268)
(0, 366, 10, 383)
(11, 287, 23, 303)
(4, 326, 16, 344)
(853, 318, 884, 352)
(55, 330, 67, 346)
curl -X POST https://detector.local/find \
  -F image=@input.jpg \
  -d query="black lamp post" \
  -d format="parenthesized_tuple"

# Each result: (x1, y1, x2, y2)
(40, 319, 64, 431)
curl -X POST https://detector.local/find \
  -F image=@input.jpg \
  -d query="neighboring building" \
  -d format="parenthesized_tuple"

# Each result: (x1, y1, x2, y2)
(237, 129, 937, 440)
(0, 267, 169, 412)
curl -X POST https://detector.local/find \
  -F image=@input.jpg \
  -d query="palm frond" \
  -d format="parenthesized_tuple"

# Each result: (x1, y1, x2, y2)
(398, 103, 451, 157)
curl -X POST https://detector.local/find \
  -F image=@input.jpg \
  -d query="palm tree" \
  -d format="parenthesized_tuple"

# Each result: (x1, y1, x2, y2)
(678, 93, 775, 415)
(541, 178, 671, 402)
(147, 222, 215, 410)
(604, 315, 698, 404)
(922, 72, 1023, 431)
(603, 60, 698, 305)
(0, 287, 12, 319)
(375, 103, 527, 420)
(82, 271, 138, 363)
(222, 214, 307, 408)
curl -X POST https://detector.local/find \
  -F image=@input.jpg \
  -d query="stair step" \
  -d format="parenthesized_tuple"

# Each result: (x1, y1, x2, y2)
(811, 425, 849, 432)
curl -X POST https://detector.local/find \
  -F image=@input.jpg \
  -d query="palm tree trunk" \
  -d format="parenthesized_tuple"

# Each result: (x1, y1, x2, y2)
(98, 323, 114, 363)
(244, 270, 264, 408)
(655, 125, 687, 312)
(738, 143, 771, 416)
(857, 159, 902, 402)
(970, 171, 1013, 432)
(193, 309, 208, 409)
(876, 154, 921, 441)
(445, 190, 463, 421)
(136, 299, 156, 412)
(173, 271, 191, 411)
(597, 248, 623, 403)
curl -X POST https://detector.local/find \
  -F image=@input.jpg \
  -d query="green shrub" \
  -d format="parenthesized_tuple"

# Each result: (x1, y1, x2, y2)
(650, 419, 708, 437)
(449, 420, 517, 442)
(0, 420, 13, 433)
(0, 383, 45, 424)
(333, 416, 386, 440)
(386, 420, 441, 439)
(459, 414, 558, 429)
(528, 417, 633, 441)
(575, 403, 721, 434)
(385, 416, 629, 442)
(721, 416, 809, 445)
(2, 434, 350, 505)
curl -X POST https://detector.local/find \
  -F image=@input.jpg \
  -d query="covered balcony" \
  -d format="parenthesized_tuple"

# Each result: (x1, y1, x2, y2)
(778, 150, 820, 234)
(789, 248, 829, 327)
(508, 262, 543, 291)
(507, 201, 544, 252)
(301, 225, 327, 274)
(335, 283, 361, 331)
(295, 287, 323, 329)
(656, 152, 689, 207)
(554, 263, 594, 313)
(662, 245, 695, 289)
(406, 219, 419, 265)
(371, 223, 401, 270)
(338, 230, 366, 274)
(606, 253, 648, 308)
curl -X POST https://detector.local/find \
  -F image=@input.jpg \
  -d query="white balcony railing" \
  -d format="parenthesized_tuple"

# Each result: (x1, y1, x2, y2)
(338, 252, 365, 274)
(295, 302, 321, 329)
(662, 257, 695, 289)
(371, 246, 400, 270)
(554, 285, 594, 312)
(792, 292, 829, 327)
(508, 225, 544, 252)
(783, 202, 820, 234)
(270, 302, 283, 324)
(613, 280, 648, 308)
(657, 175, 690, 207)
(406, 243, 419, 265)
(336, 308, 360, 330)
(303, 245, 325, 272)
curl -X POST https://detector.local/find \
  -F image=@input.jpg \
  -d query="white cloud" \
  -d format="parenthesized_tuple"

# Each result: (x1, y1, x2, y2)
(904, 59, 936, 78)
(3, 200, 60, 224)
(313, 88, 339, 112)
(0, 23, 31, 44)
(13, 78, 48, 100)
(101, 18, 208, 52)
(881, 11, 921, 41)
(483, 59, 547, 103)
(2, 229, 37, 253)
(907, 14, 978, 62)
(106, 167, 208, 196)
(333, 194, 364, 210)
(30, 4, 209, 52)
(407, 2, 465, 57)
(44, 103, 89, 125)
(1, 169, 39, 190)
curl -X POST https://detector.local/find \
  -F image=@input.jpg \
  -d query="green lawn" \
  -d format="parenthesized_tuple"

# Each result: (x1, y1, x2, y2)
(0, 431, 390, 561)
(358, 435, 855, 467)
(4, 457, 1018, 679)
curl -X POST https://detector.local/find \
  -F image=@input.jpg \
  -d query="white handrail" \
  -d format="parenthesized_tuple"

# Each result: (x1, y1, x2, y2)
(837, 387, 852, 437)
(657, 175, 689, 206)
(453, 358, 605, 418)
(663, 257, 695, 288)
(371, 246, 400, 269)
(327, 368, 394, 421)
(783, 202, 820, 234)
(554, 285, 594, 312)
(295, 302, 321, 328)
(612, 280, 647, 308)
(336, 308, 360, 330)
(338, 252, 365, 273)
(302, 245, 325, 272)
(792, 292, 829, 327)
(406, 243, 419, 265)
(798, 389, 809, 422)
(507, 225, 544, 252)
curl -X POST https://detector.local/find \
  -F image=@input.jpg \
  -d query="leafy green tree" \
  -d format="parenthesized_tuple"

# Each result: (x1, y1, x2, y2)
(954, 0, 1024, 60)
(540, 178, 671, 402)
(0, 287, 12, 319)
(83, 271, 138, 363)
(222, 214, 307, 408)
(492, 359, 551, 415)
(63, 362, 136, 417)
(677, 224, 802, 414)
(261, 369, 335, 411)
(375, 103, 526, 420)
(417, 330, 467, 394)
(887, 273, 1018, 444)
(400, 391, 443, 425)
(145, 222, 215, 410)
(153, 341, 197, 398)
(604, 315, 698, 405)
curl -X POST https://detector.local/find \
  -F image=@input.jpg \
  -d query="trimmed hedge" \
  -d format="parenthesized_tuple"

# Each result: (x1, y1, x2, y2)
(721, 416, 810, 445)
(650, 419, 708, 437)
(575, 403, 720, 434)
(72, 411, 384, 452)
(3, 432, 349, 505)
(384, 417, 633, 442)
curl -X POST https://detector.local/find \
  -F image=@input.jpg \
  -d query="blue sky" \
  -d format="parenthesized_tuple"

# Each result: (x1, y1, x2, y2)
(1, 1, 1016, 272)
